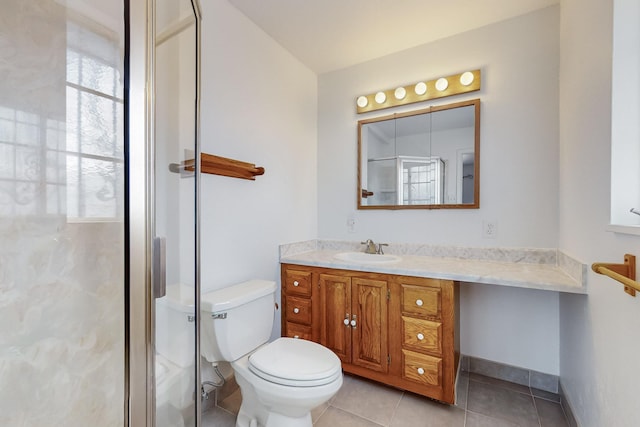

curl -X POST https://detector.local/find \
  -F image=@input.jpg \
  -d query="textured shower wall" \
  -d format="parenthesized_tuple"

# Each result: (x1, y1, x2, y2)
(0, 219, 124, 426)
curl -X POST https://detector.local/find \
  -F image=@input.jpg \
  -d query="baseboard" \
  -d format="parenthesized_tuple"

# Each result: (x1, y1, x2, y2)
(558, 380, 579, 427)
(460, 355, 559, 394)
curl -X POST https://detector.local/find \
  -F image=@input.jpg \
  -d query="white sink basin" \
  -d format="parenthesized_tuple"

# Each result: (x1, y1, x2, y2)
(333, 252, 401, 264)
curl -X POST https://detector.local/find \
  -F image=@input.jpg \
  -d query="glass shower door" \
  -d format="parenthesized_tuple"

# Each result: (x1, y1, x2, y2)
(153, 0, 201, 426)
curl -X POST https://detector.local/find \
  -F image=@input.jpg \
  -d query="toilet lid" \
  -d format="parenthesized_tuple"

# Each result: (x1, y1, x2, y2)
(248, 338, 342, 387)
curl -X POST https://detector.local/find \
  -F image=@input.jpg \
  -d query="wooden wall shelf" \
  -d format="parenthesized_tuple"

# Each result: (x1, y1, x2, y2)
(182, 152, 265, 180)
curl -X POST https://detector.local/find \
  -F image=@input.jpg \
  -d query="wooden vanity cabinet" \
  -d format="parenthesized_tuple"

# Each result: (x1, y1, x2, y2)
(389, 275, 459, 403)
(280, 264, 459, 404)
(319, 272, 389, 374)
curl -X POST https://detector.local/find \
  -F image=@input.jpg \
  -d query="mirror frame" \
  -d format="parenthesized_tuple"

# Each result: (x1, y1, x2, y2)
(357, 98, 480, 210)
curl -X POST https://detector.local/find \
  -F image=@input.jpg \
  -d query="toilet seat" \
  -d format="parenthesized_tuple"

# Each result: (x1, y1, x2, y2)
(248, 338, 342, 387)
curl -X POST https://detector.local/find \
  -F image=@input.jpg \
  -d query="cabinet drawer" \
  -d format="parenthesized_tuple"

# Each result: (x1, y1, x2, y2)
(402, 316, 442, 354)
(284, 270, 312, 297)
(285, 322, 312, 340)
(285, 296, 312, 325)
(401, 284, 441, 318)
(402, 349, 441, 387)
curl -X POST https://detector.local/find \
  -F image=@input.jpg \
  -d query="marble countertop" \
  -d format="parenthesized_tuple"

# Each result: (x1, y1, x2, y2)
(279, 241, 587, 294)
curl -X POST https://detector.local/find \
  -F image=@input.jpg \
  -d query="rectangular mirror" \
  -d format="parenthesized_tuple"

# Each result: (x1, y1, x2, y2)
(358, 99, 480, 209)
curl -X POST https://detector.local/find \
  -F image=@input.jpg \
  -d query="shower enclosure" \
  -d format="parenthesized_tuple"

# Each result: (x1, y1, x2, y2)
(1, 0, 204, 425)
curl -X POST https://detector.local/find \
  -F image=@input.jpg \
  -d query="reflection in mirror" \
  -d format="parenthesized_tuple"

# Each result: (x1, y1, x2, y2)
(358, 99, 480, 209)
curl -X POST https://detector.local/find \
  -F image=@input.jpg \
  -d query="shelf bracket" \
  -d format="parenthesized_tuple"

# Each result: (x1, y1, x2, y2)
(591, 254, 638, 297)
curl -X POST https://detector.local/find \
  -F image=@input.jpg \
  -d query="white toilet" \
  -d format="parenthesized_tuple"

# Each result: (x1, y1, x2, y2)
(200, 280, 343, 427)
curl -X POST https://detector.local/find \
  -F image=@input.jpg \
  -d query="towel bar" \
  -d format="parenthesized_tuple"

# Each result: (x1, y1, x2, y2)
(170, 152, 265, 180)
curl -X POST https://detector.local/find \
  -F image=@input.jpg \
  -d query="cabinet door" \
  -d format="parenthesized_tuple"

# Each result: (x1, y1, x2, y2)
(352, 278, 388, 373)
(320, 273, 352, 364)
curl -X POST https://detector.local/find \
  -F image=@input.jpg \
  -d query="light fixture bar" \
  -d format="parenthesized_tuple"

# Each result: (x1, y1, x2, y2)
(356, 69, 481, 114)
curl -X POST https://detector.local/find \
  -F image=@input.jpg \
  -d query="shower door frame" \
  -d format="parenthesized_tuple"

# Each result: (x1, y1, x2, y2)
(126, 0, 203, 425)
(127, 0, 155, 425)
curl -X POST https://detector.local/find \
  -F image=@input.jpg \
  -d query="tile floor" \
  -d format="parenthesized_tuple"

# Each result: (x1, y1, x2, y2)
(202, 372, 570, 427)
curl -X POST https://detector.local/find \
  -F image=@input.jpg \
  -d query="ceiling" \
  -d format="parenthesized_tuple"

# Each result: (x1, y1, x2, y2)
(227, 0, 558, 74)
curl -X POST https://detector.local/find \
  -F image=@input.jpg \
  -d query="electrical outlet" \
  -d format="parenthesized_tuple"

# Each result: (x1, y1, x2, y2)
(482, 220, 498, 238)
(347, 213, 356, 233)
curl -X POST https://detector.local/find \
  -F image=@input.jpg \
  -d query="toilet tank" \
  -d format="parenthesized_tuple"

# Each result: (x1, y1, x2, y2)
(156, 284, 195, 368)
(200, 280, 276, 363)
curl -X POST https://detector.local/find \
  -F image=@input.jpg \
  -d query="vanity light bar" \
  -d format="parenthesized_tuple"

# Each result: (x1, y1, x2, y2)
(356, 69, 481, 114)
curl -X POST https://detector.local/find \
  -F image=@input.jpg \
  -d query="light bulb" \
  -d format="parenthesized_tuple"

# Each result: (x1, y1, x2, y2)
(375, 91, 386, 104)
(435, 78, 449, 91)
(460, 71, 474, 86)
(356, 96, 368, 108)
(394, 87, 406, 100)
(414, 82, 427, 95)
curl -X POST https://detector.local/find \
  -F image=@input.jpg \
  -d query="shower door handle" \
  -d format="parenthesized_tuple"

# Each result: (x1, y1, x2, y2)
(152, 237, 166, 299)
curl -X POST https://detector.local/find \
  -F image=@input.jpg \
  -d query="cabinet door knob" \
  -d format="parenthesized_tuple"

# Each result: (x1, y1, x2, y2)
(417, 333, 425, 341)
(293, 281, 299, 286)
(417, 367, 425, 375)
(293, 307, 300, 314)
(350, 314, 357, 328)
(344, 313, 350, 326)
(416, 299, 423, 307)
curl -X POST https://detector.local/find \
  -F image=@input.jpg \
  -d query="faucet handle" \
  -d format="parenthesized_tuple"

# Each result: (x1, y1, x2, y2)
(377, 243, 389, 254)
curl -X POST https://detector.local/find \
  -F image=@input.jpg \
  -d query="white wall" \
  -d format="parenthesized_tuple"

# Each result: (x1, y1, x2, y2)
(199, 0, 318, 336)
(558, 0, 640, 425)
(318, 7, 561, 374)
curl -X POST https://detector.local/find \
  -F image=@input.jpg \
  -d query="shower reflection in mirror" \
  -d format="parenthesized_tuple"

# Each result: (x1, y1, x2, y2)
(358, 99, 480, 209)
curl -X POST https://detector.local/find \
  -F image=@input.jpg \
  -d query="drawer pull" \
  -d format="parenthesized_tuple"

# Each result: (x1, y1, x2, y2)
(416, 299, 423, 307)
(293, 307, 300, 314)
(293, 335, 300, 339)
(293, 281, 299, 287)
(417, 333, 425, 341)
(417, 367, 425, 375)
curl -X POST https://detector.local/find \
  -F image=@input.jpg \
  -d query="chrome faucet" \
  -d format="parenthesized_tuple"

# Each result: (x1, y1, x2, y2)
(361, 239, 377, 254)
(361, 239, 389, 255)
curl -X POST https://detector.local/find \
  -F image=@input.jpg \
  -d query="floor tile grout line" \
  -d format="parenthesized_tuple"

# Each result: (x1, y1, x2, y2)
(462, 373, 470, 427)
(386, 391, 405, 427)
(530, 393, 544, 427)
(326, 399, 389, 427)
(311, 404, 329, 425)
(559, 400, 573, 427)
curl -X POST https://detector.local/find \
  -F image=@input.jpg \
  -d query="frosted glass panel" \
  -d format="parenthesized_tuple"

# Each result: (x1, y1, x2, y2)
(0, 0, 125, 425)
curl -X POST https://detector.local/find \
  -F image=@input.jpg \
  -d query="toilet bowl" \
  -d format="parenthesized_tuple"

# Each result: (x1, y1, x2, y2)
(200, 280, 343, 427)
